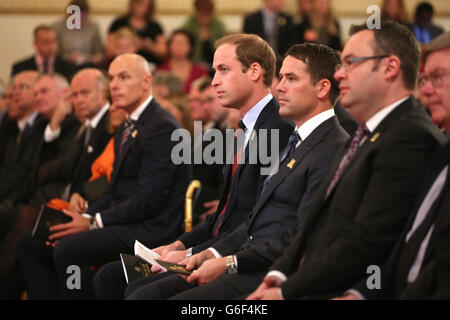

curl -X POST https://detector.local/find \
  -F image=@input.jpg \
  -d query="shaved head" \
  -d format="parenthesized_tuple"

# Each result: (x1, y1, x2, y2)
(108, 53, 153, 113)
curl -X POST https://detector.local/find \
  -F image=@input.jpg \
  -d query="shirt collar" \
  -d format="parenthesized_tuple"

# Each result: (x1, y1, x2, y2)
(241, 93, 273, 133)
(129, 95, 153, 122)
(365, 96, 409, 132)
(17, 110, 39, 132)
(85, 102, 110, 129)
(296, 108, 335, 141)
(35, 55, 55, 69)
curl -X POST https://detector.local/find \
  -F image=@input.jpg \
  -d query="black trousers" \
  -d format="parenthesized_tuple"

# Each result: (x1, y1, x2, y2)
(16, 228, 131, 300)
(125, 271, 265, 300)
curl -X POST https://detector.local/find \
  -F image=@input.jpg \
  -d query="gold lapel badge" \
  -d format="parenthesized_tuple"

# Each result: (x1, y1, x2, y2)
(370, 132, 380, 142)
(278, 16, 286, 26)
(287, 159, 296, 169)
(132, 129, 138, 138)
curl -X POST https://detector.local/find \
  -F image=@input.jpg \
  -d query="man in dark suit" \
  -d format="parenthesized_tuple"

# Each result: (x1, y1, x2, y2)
(335, 31, 450, 300)
(11, 25, 77, 81)
(187, 76, 225, 223)
(8, 68, 111, 299)
(247, 21, 446, 300)
(125, 43, 349, 300)
(93, 34, 293, 300)
(0, 71, 47, 205)
(3, 73, 78, 207)
(17, 54, 192, 300)
(408, 2, 444, 46)
(0, 83, 14, 170)
(243, 0, 296, 57)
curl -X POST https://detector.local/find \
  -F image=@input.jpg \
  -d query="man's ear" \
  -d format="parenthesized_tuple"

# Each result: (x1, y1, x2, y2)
(143, 74, 153, 91)
(316, 79, 331, 100)
(384, 55, 401, 82)
(248, 62, 263, 83)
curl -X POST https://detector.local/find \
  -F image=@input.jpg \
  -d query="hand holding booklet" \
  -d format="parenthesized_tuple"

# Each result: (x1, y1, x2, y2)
(121, 240, 165, 284)
(32, 206, 72, 241)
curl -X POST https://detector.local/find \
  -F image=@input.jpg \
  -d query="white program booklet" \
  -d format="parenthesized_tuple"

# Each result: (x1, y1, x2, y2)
(134, 240, 167, 271)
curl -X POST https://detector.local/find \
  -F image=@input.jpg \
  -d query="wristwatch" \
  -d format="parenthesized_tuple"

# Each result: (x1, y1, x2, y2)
(225, 255, 237, 274)
(88, 215, 98, 230)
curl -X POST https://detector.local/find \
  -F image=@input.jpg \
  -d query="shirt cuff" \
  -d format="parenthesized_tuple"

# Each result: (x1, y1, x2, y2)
(344, 289, 365, 300)
(44, 124, 61, 142)
(208, 248, 222, 258)
(95, 213, 104, 228)
(81, 213, 104, 230)
(266, 270, 287, 282)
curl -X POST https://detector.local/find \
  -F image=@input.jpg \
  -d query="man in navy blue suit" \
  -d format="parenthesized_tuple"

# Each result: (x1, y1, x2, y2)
(335, 31, 450, 300)
(17, 54, 191, 299)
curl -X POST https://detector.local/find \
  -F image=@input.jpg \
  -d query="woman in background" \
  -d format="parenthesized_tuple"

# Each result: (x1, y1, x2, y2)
(381, 0, 409, 25)
(107, 0, 167, 66)
(297, 0, 341, 51)
(156, 29, 209, 94)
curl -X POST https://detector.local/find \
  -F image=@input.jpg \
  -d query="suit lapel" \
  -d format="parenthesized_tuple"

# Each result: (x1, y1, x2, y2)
(111, 100, 154, 184)
(250, 117, 338, 218)
(420, 144, 450, 262)
(323, 97, 416, 200)
(215, 98, 278, 223)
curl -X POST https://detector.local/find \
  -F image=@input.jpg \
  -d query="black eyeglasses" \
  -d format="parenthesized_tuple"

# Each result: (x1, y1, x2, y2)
(340, 55, 390, 70)
(418, 70, 450, 89)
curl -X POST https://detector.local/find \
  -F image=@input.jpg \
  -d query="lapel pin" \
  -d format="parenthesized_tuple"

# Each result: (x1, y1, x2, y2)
(132, 129, 138, 138)
(87, 145, 93, 153)
(370, 132, 380, 142)
(278, 16, 286, 26)
(287, 159, 296, 169)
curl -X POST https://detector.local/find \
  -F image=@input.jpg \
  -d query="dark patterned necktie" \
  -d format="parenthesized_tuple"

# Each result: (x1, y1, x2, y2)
(262, 130, 301, 192)
(119, 118, 135, 156)
(213, 120, 246, 237)
(325, 123, 370, 199)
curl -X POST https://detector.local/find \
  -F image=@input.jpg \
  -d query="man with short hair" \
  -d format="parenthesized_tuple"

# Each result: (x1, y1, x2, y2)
(17, 54, 191, 299)
(0, 83, 14, 169)
(0, 71, 47, 203)
(336, 31, 450, 300)
(15, 68, 114, 299)
(247, 21, 446, 300)
(128, 43, 349, 300)
(0, 73, 79, 299)
(243, 0, 296, 57)
(189, 76, 225, 222)
(11, 25, 77, 80)
(93, 34, 293, 300)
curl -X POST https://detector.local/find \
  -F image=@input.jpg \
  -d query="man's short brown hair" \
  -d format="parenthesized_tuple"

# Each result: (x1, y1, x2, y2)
(215, 34, 276, 88)
(286, 43, 341, 105)
(349, 21, 420, 90)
